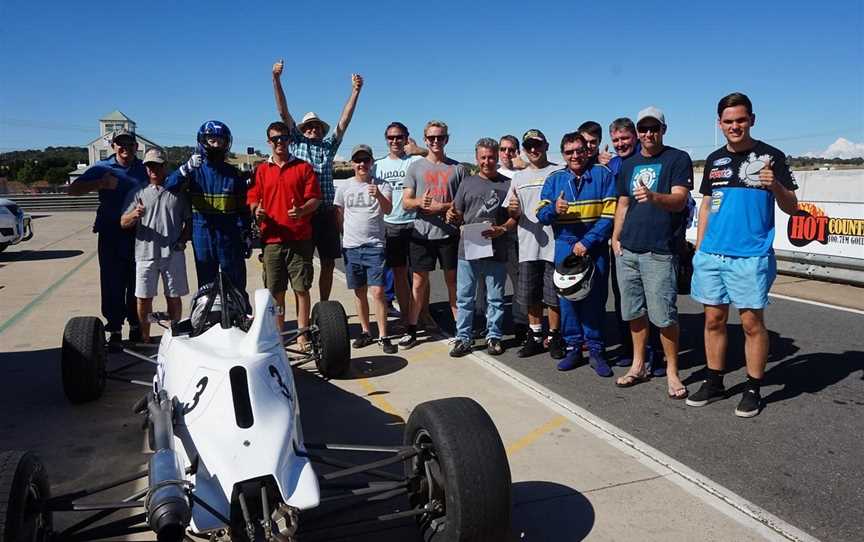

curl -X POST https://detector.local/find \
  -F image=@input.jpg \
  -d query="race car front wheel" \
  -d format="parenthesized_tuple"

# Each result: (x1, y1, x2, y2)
(0, 451, 52, 542)
(311, 301, 350, 379)
(404, 397, 512, 541)
(61, 317, 107, 403)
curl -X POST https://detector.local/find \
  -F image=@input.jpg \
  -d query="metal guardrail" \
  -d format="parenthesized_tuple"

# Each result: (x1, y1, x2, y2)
(2, 193, 99, 212)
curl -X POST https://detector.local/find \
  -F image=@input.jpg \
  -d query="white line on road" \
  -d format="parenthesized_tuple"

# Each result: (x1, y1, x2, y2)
(768, 292, 864, 315)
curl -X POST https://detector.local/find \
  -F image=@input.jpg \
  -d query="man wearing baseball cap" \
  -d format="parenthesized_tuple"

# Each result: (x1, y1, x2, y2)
(70, 129, 148, 347)
(505, 129, 564, 358)
(120, 148, 191, 343)
(272, 59, 364, 303)
(611, 106, 693, 398)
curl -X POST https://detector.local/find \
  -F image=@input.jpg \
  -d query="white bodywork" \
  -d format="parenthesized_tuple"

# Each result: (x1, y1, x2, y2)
(155, 289, 320, 534)
(0, 198, 33, 248)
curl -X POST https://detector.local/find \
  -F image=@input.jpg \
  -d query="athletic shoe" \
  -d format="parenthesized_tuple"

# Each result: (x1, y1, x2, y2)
(615, 354, 633, 367)
(353, 332, 374, 349)
(513, 324, 528, 346)
(548, 331, 566, 360)
(449, 339, 473, 358)
(486, 338, 504, 356)
(381, 339, 397, 355)
(387, 303, 401, 318)
(108, 332, 123, 352)
(588, 351, 613, 377)
(734, 389, 763, 418)
(646, 346, 666, 377)
(518, 334, 544, 358)
(399, 327, 417, 349)
(556, 348, 582, 371)
(685, 380, 726, 407)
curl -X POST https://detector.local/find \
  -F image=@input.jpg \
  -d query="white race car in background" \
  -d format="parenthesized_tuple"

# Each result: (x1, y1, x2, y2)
(0, 197, 33, 252)
(1, 272, 512, 542)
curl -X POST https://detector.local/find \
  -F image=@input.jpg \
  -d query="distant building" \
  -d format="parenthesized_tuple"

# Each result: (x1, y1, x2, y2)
(85, 110, 161, 166)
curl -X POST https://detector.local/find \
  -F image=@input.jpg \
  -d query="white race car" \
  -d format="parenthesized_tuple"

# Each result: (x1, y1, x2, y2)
(1, 273, 512, 541)
(0, 197, 33, 252)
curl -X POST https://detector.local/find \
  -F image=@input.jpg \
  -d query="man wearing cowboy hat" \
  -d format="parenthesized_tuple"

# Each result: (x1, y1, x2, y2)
(272, 59, 364, 302)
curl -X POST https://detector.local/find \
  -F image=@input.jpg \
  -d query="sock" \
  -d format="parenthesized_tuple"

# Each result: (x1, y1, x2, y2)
(406, 325, 417, 336)
(707, 368, 724, 387)
(529, 324, 542, 334)
(745, 374, 763, 393)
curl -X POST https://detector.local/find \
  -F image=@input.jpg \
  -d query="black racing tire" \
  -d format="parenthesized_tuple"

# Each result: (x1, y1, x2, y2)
(404, 397, 512, 542)
(311, 301, 350, 379)
(61, 317, 107, 403)
(0, 451, 52, 542)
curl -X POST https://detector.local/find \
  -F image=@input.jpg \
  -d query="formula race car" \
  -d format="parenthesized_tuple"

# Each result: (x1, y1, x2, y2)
(0, 197, 33, 253)
(1, 273, 512, 541)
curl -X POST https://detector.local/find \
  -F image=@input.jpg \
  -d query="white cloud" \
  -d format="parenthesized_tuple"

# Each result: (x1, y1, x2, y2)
(804, 137, 864, 159)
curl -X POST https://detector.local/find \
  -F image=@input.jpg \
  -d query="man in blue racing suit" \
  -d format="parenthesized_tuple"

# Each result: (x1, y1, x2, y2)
(165, 121, 251, 293)
(537, 131, 617, 376)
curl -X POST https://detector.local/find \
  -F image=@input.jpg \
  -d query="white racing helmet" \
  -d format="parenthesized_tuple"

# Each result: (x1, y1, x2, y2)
(553, 254, 595, 302)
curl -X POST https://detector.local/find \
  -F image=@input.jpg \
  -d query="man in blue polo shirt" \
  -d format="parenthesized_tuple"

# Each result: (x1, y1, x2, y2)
(70, 129, 147, 347)
(687, 93, 798, 418)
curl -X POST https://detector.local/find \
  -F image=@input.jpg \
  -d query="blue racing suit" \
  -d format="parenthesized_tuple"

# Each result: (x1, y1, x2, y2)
(165, 159, 250, 292)
(72, 156, 147, 333)
(537, 164, 616, 352)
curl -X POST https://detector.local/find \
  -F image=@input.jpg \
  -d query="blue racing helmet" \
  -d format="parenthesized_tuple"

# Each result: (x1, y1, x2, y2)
(197, 120, 233, 156)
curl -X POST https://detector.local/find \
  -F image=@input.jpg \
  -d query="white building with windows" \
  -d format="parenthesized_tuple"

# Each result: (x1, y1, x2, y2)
(86, 110, 161, 166)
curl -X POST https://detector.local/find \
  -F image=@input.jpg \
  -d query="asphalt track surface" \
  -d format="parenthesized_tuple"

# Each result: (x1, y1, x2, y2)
(359, 263, 864, 542)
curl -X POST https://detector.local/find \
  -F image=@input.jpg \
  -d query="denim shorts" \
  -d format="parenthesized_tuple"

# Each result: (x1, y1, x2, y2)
(615, 248, 679, 327)
(344, 245, 386, 289)
(690, 251, 776, 309)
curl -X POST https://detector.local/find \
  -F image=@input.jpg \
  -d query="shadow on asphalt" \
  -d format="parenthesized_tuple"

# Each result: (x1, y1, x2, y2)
(0, 249, 84, 262)
(512, 481, 595, 541)
(760, 350, 864, 405)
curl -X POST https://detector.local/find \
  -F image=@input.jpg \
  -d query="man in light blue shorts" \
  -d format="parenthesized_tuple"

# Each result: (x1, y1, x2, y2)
(688, 93, 799, 418)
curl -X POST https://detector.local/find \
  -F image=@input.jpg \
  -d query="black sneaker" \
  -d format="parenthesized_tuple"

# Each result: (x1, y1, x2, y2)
(518, 334, 544, 358)
(399, 327, 417, 349)
(381, 339, 397, 355)
(128, 326, 143, 343)
(487, 338, 504, 356)
(108, 332, 123, 352)
(685, 380, 726, 407)
(353, 332, 374, 349)
(735, 388, 763, 418)
(513, 324, 528, 346)
(548, 331, 566, 360)
(449, 339, 473, 358)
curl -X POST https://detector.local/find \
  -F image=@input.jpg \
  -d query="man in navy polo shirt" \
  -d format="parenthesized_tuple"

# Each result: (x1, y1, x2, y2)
(687, 92, 798, 418)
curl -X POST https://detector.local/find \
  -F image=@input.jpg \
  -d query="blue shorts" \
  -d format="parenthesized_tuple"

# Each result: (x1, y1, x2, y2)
(690, 251, 776, 309)
(344, 245, 386, 290)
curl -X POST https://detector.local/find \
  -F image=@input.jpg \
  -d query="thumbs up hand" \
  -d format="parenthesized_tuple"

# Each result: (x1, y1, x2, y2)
(555, 190, 568, 215)
(598, 144, 613, 166)
(634, 179, 653, 204)
(287, 198, 302, 219)
(367, 182, 379, 199)
(759, 157, 776, 190)
(508, 192, 521, 218)
(420, 187, 435, 214)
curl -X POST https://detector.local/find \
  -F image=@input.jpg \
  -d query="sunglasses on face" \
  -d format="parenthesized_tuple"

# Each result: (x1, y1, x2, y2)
(114, 141, 135, 149)
(637, 124, 663, 134)
(499, 147, 517, 154)
(425, 135, 447, 142)
(352, 156, 372, 164)
(524, 142, 544, 152)
(269, 135, 291, 143)
(304, 124, 323, 132)
(563, 147, 589, 156)
(386, 134, 407, 141)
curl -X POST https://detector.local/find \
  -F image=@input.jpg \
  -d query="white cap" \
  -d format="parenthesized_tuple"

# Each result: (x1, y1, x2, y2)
(636, 106, 666, 125)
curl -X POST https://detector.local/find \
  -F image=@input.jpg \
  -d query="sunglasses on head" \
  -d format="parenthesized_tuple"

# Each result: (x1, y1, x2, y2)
(637, 124, 663, 134)
(425, 134, 447, 142)
(269, 134, 291, 143)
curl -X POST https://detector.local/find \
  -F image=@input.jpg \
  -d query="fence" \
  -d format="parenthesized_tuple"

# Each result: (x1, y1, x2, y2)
(3, 193, 99, 212)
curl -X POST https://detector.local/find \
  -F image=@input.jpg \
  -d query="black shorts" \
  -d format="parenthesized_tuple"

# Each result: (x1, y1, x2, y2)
(517, 260, 559, 307)
(385, 223, 413, 268)
(409, 235, 458, 272)
(311, 206, 342, 260)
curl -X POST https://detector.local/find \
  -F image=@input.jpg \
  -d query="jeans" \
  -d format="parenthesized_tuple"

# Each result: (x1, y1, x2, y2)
(456, 259, 506, 341)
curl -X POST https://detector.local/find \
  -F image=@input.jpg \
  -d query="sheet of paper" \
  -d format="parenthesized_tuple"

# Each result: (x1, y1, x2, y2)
(462, 222, 494, 260)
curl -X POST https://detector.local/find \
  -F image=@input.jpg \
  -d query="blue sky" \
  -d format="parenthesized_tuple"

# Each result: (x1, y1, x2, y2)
(1, 0, 862, 162)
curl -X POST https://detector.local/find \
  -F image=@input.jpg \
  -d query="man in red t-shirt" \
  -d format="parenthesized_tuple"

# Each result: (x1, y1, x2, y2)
(248, 121, 321, 345)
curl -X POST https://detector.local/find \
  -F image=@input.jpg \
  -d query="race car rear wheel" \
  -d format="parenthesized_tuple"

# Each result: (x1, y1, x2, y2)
(61, 316, 107, 403)
(311, 301, 350, 379)
(0, 451, 52, 542)
(404, 397, 512, 541)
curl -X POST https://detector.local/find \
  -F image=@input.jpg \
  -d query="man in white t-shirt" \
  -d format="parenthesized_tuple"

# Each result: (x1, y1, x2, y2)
(335, 144, 396, 354)
(372, 122, 423, 327)
(505, 129, 564, 358)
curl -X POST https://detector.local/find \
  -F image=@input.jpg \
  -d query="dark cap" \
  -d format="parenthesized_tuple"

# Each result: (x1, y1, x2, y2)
(350, 144, 374, 160)
(111, 129, 137, 144)
(522, 129, 547, 145)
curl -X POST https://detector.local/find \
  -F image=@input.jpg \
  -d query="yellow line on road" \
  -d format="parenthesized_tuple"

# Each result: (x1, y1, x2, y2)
(505, 415, 567, 457)
(356, 379, 404, 422)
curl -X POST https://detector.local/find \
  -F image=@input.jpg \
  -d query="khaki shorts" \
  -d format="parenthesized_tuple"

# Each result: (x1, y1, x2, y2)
(262, 240, 314, 294)
(135, 252, 189, 299)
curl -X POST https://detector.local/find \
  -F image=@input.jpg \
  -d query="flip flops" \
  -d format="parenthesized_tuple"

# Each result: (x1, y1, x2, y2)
(615, 371, 651, 388)
(667, 385, 689, 400)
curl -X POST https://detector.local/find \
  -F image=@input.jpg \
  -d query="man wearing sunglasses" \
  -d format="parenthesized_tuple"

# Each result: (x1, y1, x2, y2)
(505, 129, 563, 359)
(70, 129, 147, 347)
(400, 121, 466, 348)
(611, 107, 693, 399)
(371, 122, 423, 330)
(537, 133, 617, 376)
(272, 59, 363, 303)
(248, 122, 321, 349)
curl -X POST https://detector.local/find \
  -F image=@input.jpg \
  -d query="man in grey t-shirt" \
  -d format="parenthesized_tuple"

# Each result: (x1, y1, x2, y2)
(120, 149, 191, 343)
(399, 120, 466, 348)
